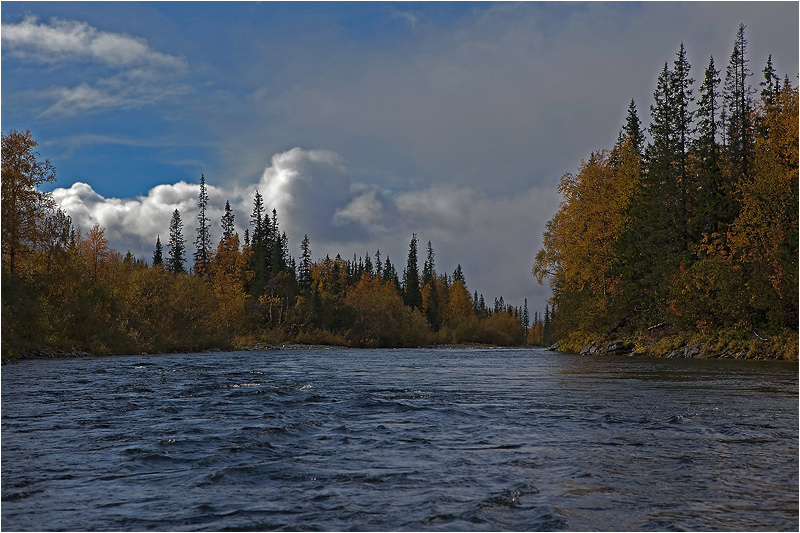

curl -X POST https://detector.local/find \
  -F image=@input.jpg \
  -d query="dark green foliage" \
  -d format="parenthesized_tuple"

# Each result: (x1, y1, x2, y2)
(167, 209, 186, 274)
(403, 233, 422, 309)
(153, 235, 163, 266)
(193, 174, 212, 277)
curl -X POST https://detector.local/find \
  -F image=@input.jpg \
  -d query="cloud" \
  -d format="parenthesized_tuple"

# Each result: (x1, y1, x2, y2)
(1, 15, 185, 69)
(1, 15, 189, 116)
(52, 147, 557, 307)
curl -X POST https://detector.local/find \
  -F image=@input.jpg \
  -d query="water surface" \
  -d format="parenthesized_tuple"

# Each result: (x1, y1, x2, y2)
(2, 348, 797, 531)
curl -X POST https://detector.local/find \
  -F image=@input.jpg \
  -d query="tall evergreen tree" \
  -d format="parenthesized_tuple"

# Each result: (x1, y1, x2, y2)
(152, 235, 163, 266)
(374, 249, 382, 279)
(452, 264, 465, 284)
(694, 55, 735, 240)
(249, 191, 267, 293)
(167, 209, 186, 274)
(193, 174, 212, 277)
(522, 298, 530, 343)
(403, 233, 422, 309)
(760, 54, 780, 104)
(221, 199, 236, 242)
(421, 240, 440, 329)
(383, 256, 400, 292)
(621, 99, 645, 156)
(299, 234, 312, 290)
(672, 42, 695, 251)
(724, 23, 755, 178)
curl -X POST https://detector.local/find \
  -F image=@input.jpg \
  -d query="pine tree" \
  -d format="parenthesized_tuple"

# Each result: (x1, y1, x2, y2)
(421, 240, 440, 329)
(249, 191, 267, 294)
(724, 23, 755, 178)
(167, 209, 186, 274)
(384, 256, 400, 292)
(621, 99, 645, 156)
(299, 234, 312, 290)
(152, 235, 163, 266)
(221, 200, 236, 242)
(522, 298, 530, 343)
(403, 233, 422, 309)
(672, 43, 695, 252)
(193, 174, 212, 277)
(694, 55, 735, 240)
(543, 304, 551, 345)
(760, 54, 780, 104)
(375, 249, 382, 279)
(363, 253, 373, 278)
(452, 264, 465, 284)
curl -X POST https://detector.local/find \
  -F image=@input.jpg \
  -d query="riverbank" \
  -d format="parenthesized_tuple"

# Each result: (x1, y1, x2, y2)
(557, 327, 798, 361)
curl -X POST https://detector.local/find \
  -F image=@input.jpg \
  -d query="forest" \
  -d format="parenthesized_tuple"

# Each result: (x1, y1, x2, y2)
(2, 134, 545, 359)
(533, 25, 798, 359)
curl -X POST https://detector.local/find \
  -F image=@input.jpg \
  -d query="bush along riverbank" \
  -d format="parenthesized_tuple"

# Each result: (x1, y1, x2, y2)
(555, 327, 798, 361)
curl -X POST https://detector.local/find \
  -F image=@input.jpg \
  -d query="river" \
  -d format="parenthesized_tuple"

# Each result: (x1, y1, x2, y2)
(2, 347, 797, 531)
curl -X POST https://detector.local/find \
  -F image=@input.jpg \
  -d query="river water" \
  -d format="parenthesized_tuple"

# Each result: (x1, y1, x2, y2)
(2, 347, 797, 531)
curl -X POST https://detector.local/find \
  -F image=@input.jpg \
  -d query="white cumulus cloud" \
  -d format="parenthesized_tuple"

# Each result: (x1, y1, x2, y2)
(1, 15, 189, 116)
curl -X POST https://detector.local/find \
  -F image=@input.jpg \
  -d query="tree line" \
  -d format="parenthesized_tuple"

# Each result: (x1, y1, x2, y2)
(1, 132, 544, 357)
(533, 25, 798, 354)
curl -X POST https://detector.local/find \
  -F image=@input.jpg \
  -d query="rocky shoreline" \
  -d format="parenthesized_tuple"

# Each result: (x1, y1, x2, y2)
(557, 333, 798, 361)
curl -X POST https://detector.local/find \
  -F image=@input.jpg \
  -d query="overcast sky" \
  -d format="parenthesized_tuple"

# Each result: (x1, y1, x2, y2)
(2, 1, 797, 314)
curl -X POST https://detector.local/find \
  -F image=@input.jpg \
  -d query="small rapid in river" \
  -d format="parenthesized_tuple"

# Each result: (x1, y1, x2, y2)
(2, 348, 797, 531)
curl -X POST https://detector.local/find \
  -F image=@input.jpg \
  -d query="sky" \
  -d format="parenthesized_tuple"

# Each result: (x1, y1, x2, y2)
(2, 1, 798, 314)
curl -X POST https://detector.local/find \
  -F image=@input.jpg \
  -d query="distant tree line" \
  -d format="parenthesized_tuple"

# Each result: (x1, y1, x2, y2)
(533, 25, 798, 352)
(1, 131, 544, 357)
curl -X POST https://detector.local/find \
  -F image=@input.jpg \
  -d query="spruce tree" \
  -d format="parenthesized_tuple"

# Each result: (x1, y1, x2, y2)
(422, 240, 440, 329)
(452, 264, 465, 284)
(193, 174, 212, 277)
(622, 99, 645, 156)
(724, 23, 755, 178)
(375, 249, 382, 279)
(249, 191, 267, 294)
(672, 42, 695, 252)
(221, 200, 236, 242)
(694, 56, 735, 240)
(403, 233, 422, 309)
(522, 299, 530, 343)
(299, 234, 312, 290)
(152, 235, 163, 266)
(760, 54, 779, 104)
(167, 209, 186, 274)
(384, 256, 400, 292)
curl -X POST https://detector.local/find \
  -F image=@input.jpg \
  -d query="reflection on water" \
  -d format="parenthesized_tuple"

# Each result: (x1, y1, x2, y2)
(2, 348, 797, 531)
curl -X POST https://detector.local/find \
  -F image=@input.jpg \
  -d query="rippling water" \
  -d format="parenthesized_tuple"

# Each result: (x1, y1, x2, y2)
(2, 348, 797, 531)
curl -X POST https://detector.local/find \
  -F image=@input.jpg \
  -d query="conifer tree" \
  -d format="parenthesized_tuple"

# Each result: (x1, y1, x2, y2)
(724, 23, 755, 178)
(375, 249, 382, 279)
(421, 240, 440, 329)
(221, 200, 236, 242)
(621, 99, 645, 156)
(363, 252, 373, 278)
(299, 234, 312, 290)
(249, 191, 267, 293)
(167, 209, 186, 274)
(403, 233, 422, 309)
(522, 298, 530, 343)
(452, 264, 465, 284)
(694, 55, 735, 239)
(383, 256, 400, 292)
(760, 54, 779, 104)
(193, 174, 212, 277)
(152, 235, 163, 266)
